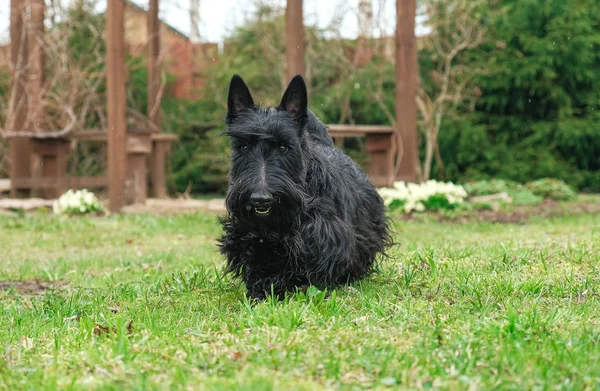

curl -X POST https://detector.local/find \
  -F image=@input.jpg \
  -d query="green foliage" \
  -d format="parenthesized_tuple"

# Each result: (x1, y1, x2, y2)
(0, 70, 8, 124)
(463, 179, 520, 196)
(422, 194, 460, 211)
(526, 178, 578, 201)
(162, 98, 230, 193)
(464, 177, 580, 204)
(388, 199, 406, 211)
(437, 0, 600, 192)
(510, 189, 545, 206)
(464, 179, 544, 205)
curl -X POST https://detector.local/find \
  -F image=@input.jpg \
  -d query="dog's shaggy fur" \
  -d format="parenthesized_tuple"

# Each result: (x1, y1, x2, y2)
(218, 74, 393, 300)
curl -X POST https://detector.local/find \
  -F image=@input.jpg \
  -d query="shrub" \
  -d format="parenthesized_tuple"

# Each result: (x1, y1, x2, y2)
(525, 178, 577, 201)
(463, 179, 520, 197)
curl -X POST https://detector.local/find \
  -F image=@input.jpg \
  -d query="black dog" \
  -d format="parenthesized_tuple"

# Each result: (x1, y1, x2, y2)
(219, 74, 392, 300)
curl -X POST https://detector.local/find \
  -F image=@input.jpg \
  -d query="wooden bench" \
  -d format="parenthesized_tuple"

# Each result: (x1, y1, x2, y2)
(327, 125, 397, 187)
(4, 130, 178, 201)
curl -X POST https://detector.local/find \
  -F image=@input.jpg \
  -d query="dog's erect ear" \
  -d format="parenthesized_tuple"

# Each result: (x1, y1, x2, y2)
(227, 75, 255, 119)
(278, 75, 308, 122)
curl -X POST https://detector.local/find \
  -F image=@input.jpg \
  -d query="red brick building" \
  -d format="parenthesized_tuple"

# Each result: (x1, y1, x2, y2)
(123, 1, 218, 99)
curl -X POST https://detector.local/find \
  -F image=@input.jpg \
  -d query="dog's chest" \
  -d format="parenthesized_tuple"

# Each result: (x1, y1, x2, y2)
(248, 235, 300, 266)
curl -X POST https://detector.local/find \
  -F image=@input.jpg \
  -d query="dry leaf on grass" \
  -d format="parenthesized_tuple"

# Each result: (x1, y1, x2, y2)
(228, 351, 243, 361)
(19, 337, 34, 350)
(92, 320, 133, 336)
(108, 306, 121, 313)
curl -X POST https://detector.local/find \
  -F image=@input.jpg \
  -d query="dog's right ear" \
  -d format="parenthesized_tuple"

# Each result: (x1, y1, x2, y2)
(227, 75, 255, 122)
(278, 75, 308, 124)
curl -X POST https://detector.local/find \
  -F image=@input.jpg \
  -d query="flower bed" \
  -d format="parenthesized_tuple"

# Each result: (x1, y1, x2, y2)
(378, 180, 468, 213)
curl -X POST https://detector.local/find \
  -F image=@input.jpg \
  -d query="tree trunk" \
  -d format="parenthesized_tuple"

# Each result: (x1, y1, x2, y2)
(423, 127, 434, 181)
(190, 0, 200, 43)
(354, 0, 373, 66)
(285, 0, 305, 81)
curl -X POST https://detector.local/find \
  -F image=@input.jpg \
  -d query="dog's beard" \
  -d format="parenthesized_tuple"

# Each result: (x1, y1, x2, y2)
(226, 185, 305, 231)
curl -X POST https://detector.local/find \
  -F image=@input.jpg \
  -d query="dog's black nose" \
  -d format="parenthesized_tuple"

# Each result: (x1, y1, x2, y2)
(250, 192, 273, 207)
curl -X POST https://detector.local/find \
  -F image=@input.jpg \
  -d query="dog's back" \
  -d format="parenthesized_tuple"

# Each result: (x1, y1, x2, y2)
(306, 110, 335, 147)
(304, 141, 392, 282)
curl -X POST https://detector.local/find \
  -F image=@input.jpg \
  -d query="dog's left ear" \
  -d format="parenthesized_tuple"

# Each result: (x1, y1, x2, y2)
(278, 75, 308, 123)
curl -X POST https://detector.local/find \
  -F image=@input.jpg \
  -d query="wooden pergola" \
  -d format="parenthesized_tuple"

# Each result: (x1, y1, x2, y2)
(285, 0, 418, 186)
(7, 0, 175, 213)
(7, 0, 417, 212)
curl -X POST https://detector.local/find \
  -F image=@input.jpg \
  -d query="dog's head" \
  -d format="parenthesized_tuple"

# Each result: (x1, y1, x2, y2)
(223, 74, 310, 225)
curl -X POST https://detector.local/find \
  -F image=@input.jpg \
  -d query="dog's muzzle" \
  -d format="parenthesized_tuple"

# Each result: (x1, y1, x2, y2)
(248, 192, 273, 216)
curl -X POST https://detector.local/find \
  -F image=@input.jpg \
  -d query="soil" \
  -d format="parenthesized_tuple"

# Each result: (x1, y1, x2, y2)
(400, 199, 600, 224)
(121, 198, 226, 215)
(0, 280, 69, 295)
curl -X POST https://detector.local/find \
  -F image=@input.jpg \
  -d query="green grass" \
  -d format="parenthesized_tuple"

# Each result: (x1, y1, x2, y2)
(1, 210, 599, 390)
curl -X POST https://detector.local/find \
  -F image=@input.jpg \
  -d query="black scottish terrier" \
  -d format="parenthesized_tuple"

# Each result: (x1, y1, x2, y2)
(219, 74, 393, 300)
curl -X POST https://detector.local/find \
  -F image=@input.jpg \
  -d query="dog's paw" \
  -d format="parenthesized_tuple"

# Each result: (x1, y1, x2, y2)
(246, 290, 267, 302)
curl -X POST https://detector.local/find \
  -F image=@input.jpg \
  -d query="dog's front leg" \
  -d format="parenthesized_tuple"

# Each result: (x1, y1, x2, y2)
(242, 268, 280, 301)
(243, 267, 296, 301)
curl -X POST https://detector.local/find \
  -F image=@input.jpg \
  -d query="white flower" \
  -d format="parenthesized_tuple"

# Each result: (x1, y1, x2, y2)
(53, 189, 102, 215)
(378, 180, 468, 213)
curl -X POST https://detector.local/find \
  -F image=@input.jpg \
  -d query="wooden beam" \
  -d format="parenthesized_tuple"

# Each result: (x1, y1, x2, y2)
(285, 0, 305, 80)
(11, 176, 109, 190)
(106, 0, 127, 212)
(395, 0, 419, 182)
(327, 125, 395, 136)
(9, 0, 31, 198)
(147, 0, 161, 127)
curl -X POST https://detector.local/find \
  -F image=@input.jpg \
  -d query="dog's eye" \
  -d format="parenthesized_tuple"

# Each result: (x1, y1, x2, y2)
(278, 145, 288, 152)
(241, 145, 250, 152)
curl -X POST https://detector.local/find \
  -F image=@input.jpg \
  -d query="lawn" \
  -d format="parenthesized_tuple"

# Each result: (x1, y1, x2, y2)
(0, 208, 599, 390)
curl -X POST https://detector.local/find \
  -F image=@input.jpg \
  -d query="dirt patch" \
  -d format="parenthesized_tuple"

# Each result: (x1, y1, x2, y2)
(0, 198, 55, 211)
(0, 280, 69, 295)
(400, 199, 600, 224)
(121, 198, 226, 215)
(0, 197, 226, 215)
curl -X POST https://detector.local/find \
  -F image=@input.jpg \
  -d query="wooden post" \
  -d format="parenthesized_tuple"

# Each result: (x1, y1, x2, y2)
(9, 0, 31, 198)
(285, 0, 305, 80)
(366, 133, 396, 187)
(106, 0, 127, 212)
(125, 133, 152, 205)
(33, 139, 70, 199)
(150, 134, 177, 199)
(395, 0, 419, 182)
